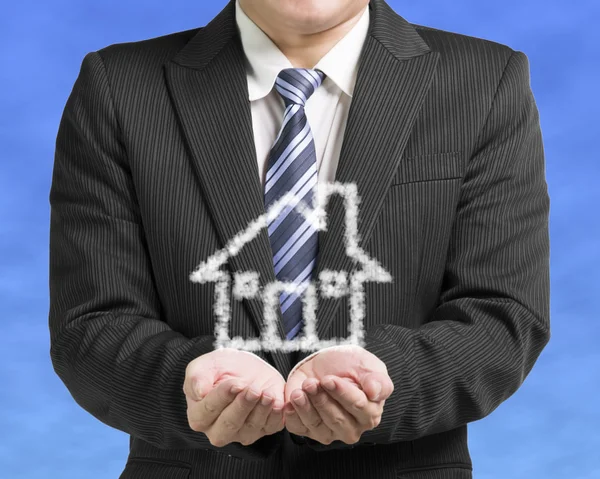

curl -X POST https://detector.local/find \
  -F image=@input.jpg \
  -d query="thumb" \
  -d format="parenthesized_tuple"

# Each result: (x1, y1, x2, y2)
(359, 372, 393, 402)
(191, 377, 215, 400)
(185, 365, 217, 401)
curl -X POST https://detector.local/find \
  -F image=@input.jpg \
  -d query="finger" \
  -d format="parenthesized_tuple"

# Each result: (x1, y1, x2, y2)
(357, 372, 394, 402)
(244, 381, 284, 432)
(212, 385, 261, 439)
(284, 402, 309, 436)
(285, 369, 309, 403)
(236, 394, 273, 446)
(290, 388, 334, 444)
(239, 392, 275, 438)
(321, 375, 381, 427)
(302, 379, 360, 443)
(261, 384, 285, 435)
(188, 379, 243, 431)
(263, 399, 285, 435)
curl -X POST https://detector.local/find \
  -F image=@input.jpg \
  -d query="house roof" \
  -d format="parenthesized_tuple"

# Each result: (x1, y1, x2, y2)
(190, 181, 391, 284)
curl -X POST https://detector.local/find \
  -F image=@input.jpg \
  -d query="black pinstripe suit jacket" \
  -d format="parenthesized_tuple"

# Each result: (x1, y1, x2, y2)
(49, 0, 550, 477)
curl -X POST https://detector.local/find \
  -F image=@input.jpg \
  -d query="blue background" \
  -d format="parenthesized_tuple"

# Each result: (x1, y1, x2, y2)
(1, 0, 598, 477)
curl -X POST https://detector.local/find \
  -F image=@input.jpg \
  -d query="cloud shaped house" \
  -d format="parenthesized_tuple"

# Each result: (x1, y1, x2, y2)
(189, 182, 393, 352)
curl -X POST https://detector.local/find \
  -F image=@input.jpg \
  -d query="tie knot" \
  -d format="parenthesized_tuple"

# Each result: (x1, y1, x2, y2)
(274, 68, 326, 107)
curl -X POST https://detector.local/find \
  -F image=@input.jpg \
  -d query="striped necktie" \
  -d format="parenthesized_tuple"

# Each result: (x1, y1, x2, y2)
(264, 68, 326, 340)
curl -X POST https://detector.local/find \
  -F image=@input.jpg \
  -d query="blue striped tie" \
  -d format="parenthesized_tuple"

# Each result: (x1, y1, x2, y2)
(264, 68, 326, 340)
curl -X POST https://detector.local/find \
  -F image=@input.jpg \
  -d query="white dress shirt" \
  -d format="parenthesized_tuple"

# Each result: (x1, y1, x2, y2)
(234, 0, 370, 374)
(235, 0, 370, 187)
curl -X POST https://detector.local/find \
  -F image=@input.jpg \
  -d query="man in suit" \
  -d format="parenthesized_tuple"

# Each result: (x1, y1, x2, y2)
(49, 0, 550, 477)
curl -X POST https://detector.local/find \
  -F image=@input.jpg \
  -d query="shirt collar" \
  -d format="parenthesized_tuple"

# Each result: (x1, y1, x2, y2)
(235, 0, 370, 101)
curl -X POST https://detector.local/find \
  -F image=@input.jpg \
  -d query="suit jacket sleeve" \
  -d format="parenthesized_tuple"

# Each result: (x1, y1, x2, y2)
(49, 51, 280, 459)
(303, 49, 550, 450)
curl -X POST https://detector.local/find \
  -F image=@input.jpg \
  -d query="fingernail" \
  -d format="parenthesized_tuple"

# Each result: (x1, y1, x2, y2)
(261, 395, 274, 406)
(372, 382, 382, 400)
(322, 378, 335, 391)
(293, 392, 306, 406)
(284, 405, 295, 415)
(304, 381, 318, 396)
(230, 382, 244, 394)
(193, 381, 205, 398)
(245, 388, 260, 401)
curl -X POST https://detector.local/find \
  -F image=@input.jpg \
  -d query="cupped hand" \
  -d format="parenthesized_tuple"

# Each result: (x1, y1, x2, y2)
(284, 347, 394, 445)
(183, 348, 285, 446)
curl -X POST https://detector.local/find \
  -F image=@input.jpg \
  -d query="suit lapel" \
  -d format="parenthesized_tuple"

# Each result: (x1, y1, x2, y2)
(164, 1, 291, 373)
(312, 0, 440, 339)
(164, 0, 440, 365)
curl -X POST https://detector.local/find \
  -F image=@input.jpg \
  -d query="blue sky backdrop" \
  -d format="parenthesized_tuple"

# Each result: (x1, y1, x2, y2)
(1, 0, 598, 478)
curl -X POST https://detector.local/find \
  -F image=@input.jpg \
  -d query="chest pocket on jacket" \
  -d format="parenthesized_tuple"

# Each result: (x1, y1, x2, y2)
(391, 151, 463, 185)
